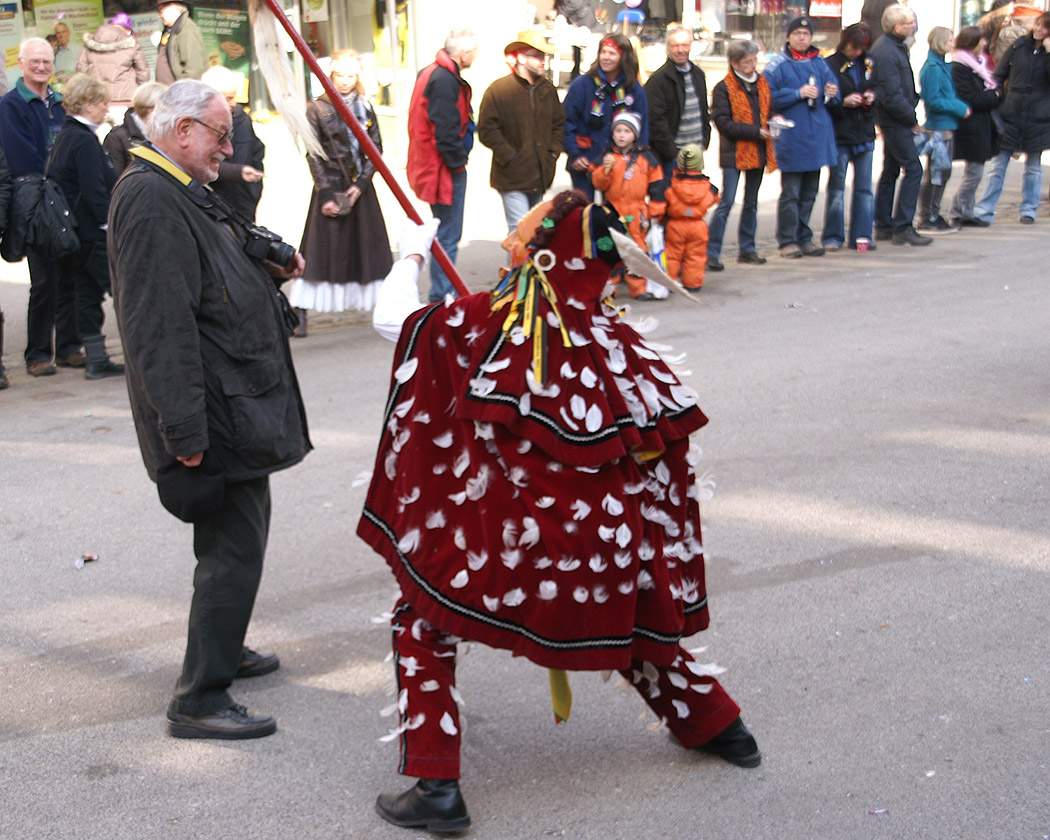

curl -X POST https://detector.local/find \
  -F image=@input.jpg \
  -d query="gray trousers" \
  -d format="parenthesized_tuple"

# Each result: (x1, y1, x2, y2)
(948, 161, 985, 223)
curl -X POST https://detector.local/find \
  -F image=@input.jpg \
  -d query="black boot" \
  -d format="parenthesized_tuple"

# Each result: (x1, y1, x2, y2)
(375, 778, 471, 833)
(83, 334, 125, 380)
(696, 716, 761, 768)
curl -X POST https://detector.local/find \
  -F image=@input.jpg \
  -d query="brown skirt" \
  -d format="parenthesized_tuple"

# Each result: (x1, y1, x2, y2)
(298, 179, 394, 286)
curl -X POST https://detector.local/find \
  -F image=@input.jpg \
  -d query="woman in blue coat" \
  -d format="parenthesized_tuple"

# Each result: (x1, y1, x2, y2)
(917, 27, 971, 231)
(562, 33, 648, 200)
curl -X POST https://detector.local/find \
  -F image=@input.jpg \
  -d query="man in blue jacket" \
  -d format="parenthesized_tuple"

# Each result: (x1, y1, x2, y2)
(0, 38, 78, 377)
(763, 16, 840, 258)
(868, 4, 932, 246)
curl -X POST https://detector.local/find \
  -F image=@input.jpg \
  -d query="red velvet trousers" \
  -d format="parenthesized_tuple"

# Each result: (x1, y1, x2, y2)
(388, 600, 741, 780)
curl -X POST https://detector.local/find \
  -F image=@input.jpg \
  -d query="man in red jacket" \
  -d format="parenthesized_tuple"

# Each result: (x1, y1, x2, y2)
(407, 28, 476, 302)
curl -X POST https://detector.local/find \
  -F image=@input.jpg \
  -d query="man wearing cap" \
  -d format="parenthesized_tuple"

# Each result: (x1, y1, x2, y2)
(156, 1, 208, 83)
(868, 4, 932, 246)
(763, 16, 840, 258)
(645, 24, 711, 184)
(478, 31, 564, 233)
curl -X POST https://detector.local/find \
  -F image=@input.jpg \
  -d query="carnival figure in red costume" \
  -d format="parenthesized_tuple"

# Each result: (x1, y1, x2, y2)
(359, 191, 760, 834)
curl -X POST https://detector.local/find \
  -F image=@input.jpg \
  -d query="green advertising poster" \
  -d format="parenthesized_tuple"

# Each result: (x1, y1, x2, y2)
(195, 6, 250, 92)
(33, 0, 102, 86)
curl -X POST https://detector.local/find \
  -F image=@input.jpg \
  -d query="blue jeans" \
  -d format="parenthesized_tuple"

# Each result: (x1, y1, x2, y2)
(876, 125, 923, 232)
(776, 170, 821, 248)
(823, 146, 874, 248)
(499, 190, 544, 234)
(429, 168, 467, 302)
(707, 167, 764, 260)
(974, 149, 1044, 222)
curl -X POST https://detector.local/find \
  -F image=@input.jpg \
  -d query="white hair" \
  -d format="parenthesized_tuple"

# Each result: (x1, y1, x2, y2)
(19, 37, 53, 59)
(201, 65, 242, 96)
(149, 79, 224, 142)
(444, 28, 477, 58)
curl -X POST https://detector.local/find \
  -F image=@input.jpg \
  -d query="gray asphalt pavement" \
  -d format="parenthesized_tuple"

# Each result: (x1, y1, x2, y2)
(1, 123, 1048, 839)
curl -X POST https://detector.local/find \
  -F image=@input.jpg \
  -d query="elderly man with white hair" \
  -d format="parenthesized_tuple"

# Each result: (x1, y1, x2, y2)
(108, 79, 311, 740)
(407, 27, 477, 302)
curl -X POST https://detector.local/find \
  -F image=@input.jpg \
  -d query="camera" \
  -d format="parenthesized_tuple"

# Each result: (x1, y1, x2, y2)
(244, 224, 297, 270)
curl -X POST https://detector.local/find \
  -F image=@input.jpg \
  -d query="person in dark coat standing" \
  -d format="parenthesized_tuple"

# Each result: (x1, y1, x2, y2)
(407, 28, 476, 302)
(869, 3, 932, 246)
(947, 26, 1002, 227)
(103, 81, 166, 177)
(478, 31, 564, 233)
(0, 37, 78, 377)
(202, 66, 265, 222)
(290, 50, 393, 333)
(707, 39, 776, 270)
(48, 74, 124, 380)
(108, 80, 311, 741)
(645, 24, 711, 183)
(0, 145, 10, 389)
(823, 23, 878, 251)
(973, 12, 1050, 224)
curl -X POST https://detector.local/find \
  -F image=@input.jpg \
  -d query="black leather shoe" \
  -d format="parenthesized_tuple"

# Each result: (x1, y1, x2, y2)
(874, 226, 894, 241)
(167, 703, 277, 740)
(696, 716, 761, 768)
(737, 251, 766, 265)
(801, 243, 825, 257)
(706, 258, 725, 272)
(376, 778, 471, 833)
(236, 646, 280, 678)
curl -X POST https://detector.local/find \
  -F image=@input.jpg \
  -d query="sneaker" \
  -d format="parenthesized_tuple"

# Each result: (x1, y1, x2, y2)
(779, 244, 803, 258)
(874, 226, 894, 241)
(958, 217, 991, 228)
(56, 351, 87, 368)
(85, 360, 125, 380)
(917, 216, 958, 233)
(801, 243, 825, 257)
(706, 258, 725, 272)
(823, 242, 843, 252)
(632, 292, 656, 302)
(1019, 216, 1035, 225)
(737, 252, 766, 265)
(892, 227, 933, 246)
(27, 361, 57, 377)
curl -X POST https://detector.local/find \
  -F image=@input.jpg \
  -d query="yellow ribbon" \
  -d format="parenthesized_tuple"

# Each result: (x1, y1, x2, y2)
(549, 669, 572, 723)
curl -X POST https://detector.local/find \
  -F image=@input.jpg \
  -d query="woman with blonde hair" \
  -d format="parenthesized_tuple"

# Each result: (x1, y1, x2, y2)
(103, 81, 166, 176)
(917, 26, 971, 231)
(49, 73, 124, 379)
(288, 50, 392, 335)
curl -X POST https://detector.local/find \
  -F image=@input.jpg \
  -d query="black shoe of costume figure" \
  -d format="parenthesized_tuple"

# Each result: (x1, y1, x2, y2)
(696, 716, 762, 768)
(376, 778, 471, 833)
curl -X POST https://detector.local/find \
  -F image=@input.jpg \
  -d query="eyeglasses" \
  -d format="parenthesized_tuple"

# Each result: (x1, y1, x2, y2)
(27, 59, 54, 68)
(191, 117, 233, 145)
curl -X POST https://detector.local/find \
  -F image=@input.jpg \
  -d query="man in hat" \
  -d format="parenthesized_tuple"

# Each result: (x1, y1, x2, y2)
(478, 31, 564, 233)
(360, 191, 761, 833)
(868, 4, 931, 245)
(156, 0, 208, 83)
(645, 24, 711, 184)
(763, 16, 840, 258)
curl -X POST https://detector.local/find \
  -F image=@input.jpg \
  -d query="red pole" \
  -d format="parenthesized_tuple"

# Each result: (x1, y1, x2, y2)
(258, 0, 469, 297)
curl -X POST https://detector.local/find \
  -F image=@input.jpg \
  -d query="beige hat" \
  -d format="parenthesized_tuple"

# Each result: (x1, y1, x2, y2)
(504, 30, 555, 56)
(678, 143, 704, 172)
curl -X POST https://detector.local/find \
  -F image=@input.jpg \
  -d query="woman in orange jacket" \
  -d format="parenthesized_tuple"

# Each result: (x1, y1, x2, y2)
(590, 110, 664, 299)
(652, 144, 719, 290)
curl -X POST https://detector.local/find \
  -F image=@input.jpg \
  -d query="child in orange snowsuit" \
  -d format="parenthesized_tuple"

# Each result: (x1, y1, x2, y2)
(651, 144, 720, 290)
(590, 111, 664, 299)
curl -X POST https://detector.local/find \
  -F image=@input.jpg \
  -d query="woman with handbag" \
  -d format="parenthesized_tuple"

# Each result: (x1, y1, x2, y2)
(288, 50, 393, 336)
(48, 73, 124, 379)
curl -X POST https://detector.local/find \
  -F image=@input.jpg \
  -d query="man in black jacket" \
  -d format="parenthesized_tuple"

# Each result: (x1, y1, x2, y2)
(202, 65, 265, 221)
(109, 80, 311, 740)
(869, 3, 931, 246)
(646, 25, 711, 182)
